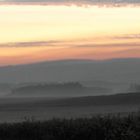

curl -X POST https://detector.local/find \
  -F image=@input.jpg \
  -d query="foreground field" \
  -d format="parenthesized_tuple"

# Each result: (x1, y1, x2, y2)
(0, 113, 140, 140)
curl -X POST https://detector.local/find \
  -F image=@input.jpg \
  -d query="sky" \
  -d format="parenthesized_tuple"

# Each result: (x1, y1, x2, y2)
(0, 1, 140, 65)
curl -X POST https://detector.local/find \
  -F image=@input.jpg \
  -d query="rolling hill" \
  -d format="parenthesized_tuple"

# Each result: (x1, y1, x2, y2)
(0, 58, 140, 84)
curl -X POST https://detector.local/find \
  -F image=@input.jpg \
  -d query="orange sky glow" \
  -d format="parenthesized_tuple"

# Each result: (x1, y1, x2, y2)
(0, 5, 140, 65)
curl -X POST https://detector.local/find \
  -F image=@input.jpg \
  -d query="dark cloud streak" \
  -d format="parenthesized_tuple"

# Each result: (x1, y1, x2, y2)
(111, 34, 140, 40)
(75, 43, 140, 48)
(1, 0, 140, 6)
(0, 40, 60, 48)
(0, 40, 140, 49)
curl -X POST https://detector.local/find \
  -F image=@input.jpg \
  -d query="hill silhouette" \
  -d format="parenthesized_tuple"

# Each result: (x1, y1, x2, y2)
(0, 58, 140, 84)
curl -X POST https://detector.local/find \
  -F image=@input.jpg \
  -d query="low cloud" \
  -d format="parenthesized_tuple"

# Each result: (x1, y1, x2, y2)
(111, 34, 140, 40)
(0, 40, 140, 50)
(0, 34, 140, 50)
(0, 40, 61, 48)
(75, 42, 140, 48)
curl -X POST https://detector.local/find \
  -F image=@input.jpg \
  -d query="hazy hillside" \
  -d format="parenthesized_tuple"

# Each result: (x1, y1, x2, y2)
(0, 59, 140, 84)
(10, 82, 111, 97)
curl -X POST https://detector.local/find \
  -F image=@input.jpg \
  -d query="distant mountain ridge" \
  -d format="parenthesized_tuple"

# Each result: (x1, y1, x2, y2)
(0, 58, 139, 84)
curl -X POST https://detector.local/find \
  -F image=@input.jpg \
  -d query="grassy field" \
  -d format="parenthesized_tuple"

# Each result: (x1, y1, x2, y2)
(0, 95, 140, 139)
(0, 113, 140, 140)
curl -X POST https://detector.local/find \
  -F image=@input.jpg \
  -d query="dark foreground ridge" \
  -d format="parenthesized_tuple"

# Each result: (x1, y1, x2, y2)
(9, 91, 140, 106)
(0, 113, 140, 140)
